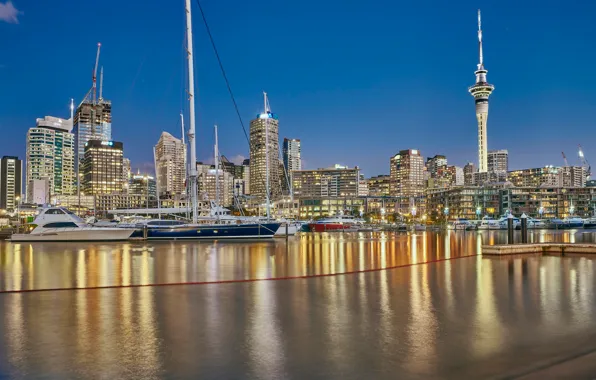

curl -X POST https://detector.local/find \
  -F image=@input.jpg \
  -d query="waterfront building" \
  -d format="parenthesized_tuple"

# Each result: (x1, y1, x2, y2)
(81, 140, 124, 195)
(468, 10, 495, 173)
(488, 149, 508, 172)
(51, 194, 95, 214)
(283, 138, 301, 174)
(427, 185, 596, 220)
(473, 170, 508, 186)
(97, 193, 153, 215)
(559, 166, 586, 187)
(358, 177, 369, 197)
(249, 95, 280, 201)
(298, 197, 365, 219)
(26, 116, 76, 199)
(367, 175, 391, 197)
(508, 166, 559, 187)
(155, 132, 186, 197)
(0, 156, 22, 211)
(292, 165, 361, 199)
(426, 155, 447, 178)
(389, 149, 424, 197)
(507, 166, 586, 188)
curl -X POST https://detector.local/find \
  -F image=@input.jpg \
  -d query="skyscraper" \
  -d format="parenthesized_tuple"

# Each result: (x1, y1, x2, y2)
(155, 132, 187, 197)
(81, 140, 124, 195)
(283, 138, 301, 173)
(468, 10, 494, 173)
(26, 116, 76, 200)
(487, 149, 508, 172)
(389, 149, 424, 197)
(0, 156, 22, 211)
(73, 44, 112, 165)
(249, 93, 280, 201)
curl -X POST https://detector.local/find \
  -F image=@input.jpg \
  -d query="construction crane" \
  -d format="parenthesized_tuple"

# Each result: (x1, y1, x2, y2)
(578, 144, 592, 180)
(92, 43, 101, 103)
(562, 152, 569, 167)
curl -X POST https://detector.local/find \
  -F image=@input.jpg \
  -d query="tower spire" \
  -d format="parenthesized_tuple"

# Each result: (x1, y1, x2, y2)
(477, 9, 483, 69)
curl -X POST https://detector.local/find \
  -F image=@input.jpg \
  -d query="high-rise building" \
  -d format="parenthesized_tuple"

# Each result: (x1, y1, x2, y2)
(488, 149, 508, 172)
(468, 10, 495, 173)
(73, 101, 112, 165)
(389, 149, 424, 197)
(249, 97, 280, 200)
(426, 155, 447, 178)
(292, 165, 361, 199)
(127, 173, 157, 208)
(26, 116, 76, 200)
(367, 175, 391, 197)
(283, 138, 301, 174)
(464, 162, 476, 185)
(123, 158, 131, 184)
(0, 156, 22, 211)
(155, 132, 186, 197)
(81, 140, 124, 195)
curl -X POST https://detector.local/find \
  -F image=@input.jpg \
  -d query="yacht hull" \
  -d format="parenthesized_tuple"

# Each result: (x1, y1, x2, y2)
(10, 228, 135, 242)
(131, 223, 281, 240)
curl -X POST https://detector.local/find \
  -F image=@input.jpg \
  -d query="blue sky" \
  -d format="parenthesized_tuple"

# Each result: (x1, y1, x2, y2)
(0, 0, 595, 177)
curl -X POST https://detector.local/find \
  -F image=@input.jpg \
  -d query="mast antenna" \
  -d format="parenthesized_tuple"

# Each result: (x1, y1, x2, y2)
(477, 9, 484, 69)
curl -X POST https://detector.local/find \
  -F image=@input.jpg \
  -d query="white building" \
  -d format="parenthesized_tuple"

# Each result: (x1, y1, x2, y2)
(155, 132, 186, 197)
(28, 178, 50, 205)
(26, 116, 76, 201)
(283, 138, 301, 173)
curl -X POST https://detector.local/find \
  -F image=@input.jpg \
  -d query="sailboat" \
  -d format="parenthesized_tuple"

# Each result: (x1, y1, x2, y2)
(128, 0, 280, 240)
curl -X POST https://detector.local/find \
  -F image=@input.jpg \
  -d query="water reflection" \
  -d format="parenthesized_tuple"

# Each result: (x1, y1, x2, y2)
(0, 246, 595, 379)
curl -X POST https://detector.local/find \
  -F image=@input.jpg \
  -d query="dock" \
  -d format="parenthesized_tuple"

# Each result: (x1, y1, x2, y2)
(482, 243, 596, 256)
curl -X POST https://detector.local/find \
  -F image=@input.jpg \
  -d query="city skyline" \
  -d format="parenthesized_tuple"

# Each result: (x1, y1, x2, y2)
(1, 0, 595, 177)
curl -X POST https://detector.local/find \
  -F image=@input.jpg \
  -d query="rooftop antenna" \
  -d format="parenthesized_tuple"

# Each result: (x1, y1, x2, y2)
(99, 66, 104, 101)
(477, 9, 484, 70)
(92, 43, 101, 104)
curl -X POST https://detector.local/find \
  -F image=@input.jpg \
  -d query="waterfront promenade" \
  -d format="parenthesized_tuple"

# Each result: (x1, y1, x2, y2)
(1, 231, 595, 379)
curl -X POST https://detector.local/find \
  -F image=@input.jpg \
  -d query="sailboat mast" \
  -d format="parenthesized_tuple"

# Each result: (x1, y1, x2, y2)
(214, 125, 220, 223)
(185, 0, 198, 223)
(264, 92, 271, 220)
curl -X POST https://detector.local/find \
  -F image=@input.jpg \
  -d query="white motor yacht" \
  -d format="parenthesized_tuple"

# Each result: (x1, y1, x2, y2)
(10, 207, 135, 242)
(477, 216, 500, 230)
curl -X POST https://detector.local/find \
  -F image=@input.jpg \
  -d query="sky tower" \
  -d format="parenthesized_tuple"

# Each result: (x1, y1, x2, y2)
(468, 10, 494, 173)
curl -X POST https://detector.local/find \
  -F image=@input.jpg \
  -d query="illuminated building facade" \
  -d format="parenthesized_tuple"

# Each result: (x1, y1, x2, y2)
(81, 140, 124, 195)
(0, 156, 22, 211)
(292, 165, 361, 199)
(155, 132, 186, 197)
(73, 101, 112, 164)
(26, 116, 75, 199)
(367, 175, 391, 197)
(249, 111, 280, 200)
(389, 149, 424, 196)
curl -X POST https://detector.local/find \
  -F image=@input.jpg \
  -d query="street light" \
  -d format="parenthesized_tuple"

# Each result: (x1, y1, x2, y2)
(411, 206, 417, 217)
(476, 206, 481, 219)
(539, 206, 544, 219)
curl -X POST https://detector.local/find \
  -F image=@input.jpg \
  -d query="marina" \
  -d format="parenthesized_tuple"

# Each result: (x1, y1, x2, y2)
(1, 230, 596, 379)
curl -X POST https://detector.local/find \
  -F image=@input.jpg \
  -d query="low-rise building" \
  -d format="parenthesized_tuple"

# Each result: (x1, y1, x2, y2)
(292, 165, 361, 199)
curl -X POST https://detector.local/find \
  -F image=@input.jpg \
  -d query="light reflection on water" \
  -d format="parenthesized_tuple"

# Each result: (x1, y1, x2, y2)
(0, 231, 595, 379)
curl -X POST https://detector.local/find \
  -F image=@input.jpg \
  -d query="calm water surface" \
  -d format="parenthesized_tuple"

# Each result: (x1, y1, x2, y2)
(1, 231, 595, 379)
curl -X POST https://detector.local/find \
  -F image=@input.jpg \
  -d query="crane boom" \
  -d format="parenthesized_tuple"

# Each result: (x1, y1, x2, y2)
(562, 152, 569, 167)
(92, 42, 101, 103)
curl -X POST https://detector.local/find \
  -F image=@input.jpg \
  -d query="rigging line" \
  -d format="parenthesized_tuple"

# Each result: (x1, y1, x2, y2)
(194, 0, 249, 144)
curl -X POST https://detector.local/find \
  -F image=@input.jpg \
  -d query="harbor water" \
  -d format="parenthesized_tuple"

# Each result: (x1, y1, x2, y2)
(1, 230, 596, 379)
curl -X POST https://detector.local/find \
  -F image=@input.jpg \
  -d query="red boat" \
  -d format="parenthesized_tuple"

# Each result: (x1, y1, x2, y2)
(308, 215, 363, 232)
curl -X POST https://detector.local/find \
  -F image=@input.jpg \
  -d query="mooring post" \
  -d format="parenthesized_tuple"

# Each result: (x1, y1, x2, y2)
(521, 213, 528, 244)
(507, 213, 514, 244)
